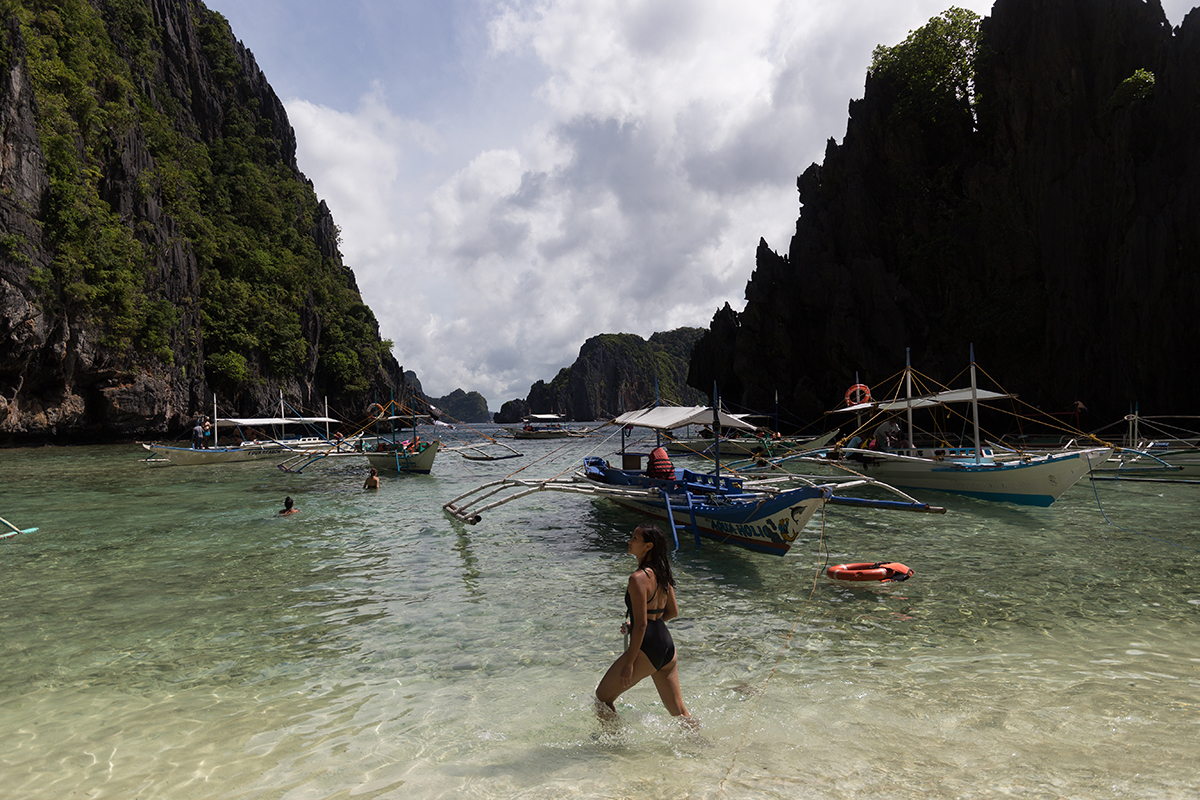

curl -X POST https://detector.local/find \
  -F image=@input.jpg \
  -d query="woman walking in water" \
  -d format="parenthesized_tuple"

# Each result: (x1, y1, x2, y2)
(595, 524, 695, 726)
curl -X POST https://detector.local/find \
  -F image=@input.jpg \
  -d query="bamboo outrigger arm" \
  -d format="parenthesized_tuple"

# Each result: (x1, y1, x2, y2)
(442, 477, 664, 525)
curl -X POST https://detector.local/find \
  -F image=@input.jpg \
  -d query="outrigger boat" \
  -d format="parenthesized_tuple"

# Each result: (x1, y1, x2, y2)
(663, 427, 839, 458)
(1086, 411, 1200, 481)
(143, 416, 345, 465)
(506, 414, 587, 439)
(813, 347, 1112, 506)
(443, 439, 524, 461)
(350, 401, 441, 475)
(445, 404, 945, 557)
(364, 437, 440, 474)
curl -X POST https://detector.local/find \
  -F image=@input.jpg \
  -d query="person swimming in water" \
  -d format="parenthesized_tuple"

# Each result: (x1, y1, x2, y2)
(279, 496, 297, 516)
(595, 524, 695, 726)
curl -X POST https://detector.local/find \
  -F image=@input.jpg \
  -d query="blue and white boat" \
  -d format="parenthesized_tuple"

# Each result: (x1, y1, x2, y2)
(444, 404, 944, 557)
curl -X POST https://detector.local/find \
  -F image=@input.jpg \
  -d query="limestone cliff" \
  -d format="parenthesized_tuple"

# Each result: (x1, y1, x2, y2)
(430, 388, 490, 424)
(0, 0, 406, 443)
(690, 0, 1200, 427)
(501, 329, 708, 422)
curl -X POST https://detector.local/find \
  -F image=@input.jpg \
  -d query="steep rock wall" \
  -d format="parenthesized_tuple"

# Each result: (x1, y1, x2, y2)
(690, 0, 1199, 427)
(0, 0, 404, 443)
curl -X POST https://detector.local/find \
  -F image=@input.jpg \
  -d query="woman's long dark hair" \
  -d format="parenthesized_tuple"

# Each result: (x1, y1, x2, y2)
(635, 524, 675, 593)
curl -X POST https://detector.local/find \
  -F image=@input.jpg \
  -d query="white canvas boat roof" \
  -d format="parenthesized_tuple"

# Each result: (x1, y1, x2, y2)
(612, 406, 757, 432)
(213, 416, 339, 428)
(525, 414, 565, 421)
(837, 388, 1013, 413)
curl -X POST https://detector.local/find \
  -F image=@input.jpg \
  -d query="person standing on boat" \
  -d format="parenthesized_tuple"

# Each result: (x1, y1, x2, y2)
(363, 468, 379, 490)
(875, 419, 901, 448)
(191, 417, 207, 449)
(596, 524, 695, 727)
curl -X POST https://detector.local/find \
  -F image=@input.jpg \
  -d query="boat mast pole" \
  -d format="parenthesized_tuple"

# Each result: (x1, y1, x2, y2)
(213, 392, 218, 447)
(325, 396, 330, 440)
(713, 381, 721, 477)
(970, 344, 982, 463)
(905, 349, 913, 448)
(854, 371, 862, 432)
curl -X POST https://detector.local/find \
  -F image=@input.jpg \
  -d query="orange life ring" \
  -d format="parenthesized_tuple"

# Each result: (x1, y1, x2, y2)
(827, 562, 913, 582)
(845, 384, 872, 405)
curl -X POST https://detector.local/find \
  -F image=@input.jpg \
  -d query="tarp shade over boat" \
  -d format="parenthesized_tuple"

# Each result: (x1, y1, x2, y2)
(213, 417, 339, 428)
(836, 388, 1013, 414)
(525, 414, 565, 421)
(612, 406, 757, 432)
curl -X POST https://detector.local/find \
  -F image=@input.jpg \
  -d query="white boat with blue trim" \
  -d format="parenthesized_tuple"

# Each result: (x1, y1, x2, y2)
(142, 415, 347, 465)
(817, 349, 1111, 506)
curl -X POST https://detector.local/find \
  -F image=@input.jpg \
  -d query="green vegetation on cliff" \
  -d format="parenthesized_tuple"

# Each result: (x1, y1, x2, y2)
(525, 328, 707, 420)
(869, 6, 982, 125)
(431, 388, 490, 423)
(11, 0, 392, 396)
(15, 0, 156, 353)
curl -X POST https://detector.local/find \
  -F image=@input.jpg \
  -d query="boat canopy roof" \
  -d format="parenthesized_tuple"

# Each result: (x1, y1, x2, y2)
(612, 406, 757, 432)
(525, 414, 565, 421)
(837, 388, 1013, 414)
(213, 416, 339, 428)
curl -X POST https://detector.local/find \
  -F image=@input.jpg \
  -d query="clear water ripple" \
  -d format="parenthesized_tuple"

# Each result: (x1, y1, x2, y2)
(1, 435, 1197, 798)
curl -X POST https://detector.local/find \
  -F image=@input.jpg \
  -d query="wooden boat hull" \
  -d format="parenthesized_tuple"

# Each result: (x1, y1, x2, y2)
(365, 440, 439, 474)
(507, 429, 574, 439)
(664, 430, 838, 457)
(143, 442, 294, 465)
(840, 447, 1110, 506)
(1095, 447, 1200, 478)
(584, 460, 826, 556)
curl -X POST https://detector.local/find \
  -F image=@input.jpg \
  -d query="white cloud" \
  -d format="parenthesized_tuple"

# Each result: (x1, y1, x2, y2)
(275, 0, 1010, 408)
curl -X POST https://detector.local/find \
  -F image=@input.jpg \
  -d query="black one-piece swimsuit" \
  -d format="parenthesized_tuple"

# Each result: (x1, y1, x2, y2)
(625, 569, 676, 670)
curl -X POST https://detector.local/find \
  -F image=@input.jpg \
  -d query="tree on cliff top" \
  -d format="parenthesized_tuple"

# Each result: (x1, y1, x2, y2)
(869, 6, 982, 126)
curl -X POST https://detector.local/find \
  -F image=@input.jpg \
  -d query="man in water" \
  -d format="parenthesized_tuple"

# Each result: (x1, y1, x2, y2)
(279, 497, 298, 516)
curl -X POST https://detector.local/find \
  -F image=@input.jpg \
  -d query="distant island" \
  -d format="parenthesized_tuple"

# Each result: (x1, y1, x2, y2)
(493, 329, 708, 423)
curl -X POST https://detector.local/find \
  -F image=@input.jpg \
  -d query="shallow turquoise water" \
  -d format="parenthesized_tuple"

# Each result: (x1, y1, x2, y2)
(1, 432, 1198, 799)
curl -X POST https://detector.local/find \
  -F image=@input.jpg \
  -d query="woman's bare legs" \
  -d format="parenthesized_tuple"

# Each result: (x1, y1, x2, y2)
(649, 656, 690, 718)
(596, 650, 657, 715)
(596, 652, 697, 727)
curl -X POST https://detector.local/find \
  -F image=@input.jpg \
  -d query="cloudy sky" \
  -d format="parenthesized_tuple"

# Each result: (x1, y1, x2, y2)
(203, 0, 1195, 410)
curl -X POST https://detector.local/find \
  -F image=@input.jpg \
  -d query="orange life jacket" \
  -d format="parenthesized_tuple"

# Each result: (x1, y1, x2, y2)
(646, 446, 674, 479)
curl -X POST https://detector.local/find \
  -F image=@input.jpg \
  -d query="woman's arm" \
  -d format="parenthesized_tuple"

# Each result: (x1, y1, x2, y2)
(663, 584, 679, 622)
